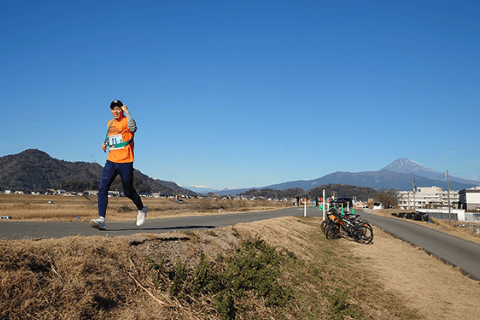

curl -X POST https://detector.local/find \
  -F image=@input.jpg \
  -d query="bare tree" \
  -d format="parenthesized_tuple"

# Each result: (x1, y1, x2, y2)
(376, 188, 399, 208)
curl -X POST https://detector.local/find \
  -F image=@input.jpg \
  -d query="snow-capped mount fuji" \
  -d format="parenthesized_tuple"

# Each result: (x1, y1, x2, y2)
(381, 158, 443, 180)
(381, 158, 478, 186)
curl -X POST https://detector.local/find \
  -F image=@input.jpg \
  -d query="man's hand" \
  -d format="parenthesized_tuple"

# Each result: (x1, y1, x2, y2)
(102, 143, 107, 152)
(121, 105, 129, 114)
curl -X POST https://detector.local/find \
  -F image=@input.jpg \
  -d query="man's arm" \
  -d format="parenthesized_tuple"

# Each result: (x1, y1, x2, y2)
(121, 105, 137, 133)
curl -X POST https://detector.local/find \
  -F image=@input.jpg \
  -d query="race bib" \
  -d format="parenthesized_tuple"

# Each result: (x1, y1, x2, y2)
(109, 134, 124, 149)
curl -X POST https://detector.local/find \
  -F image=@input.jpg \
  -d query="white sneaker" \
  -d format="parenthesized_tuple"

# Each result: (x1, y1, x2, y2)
(136, 207, 148, 227)
(90, 217, 106, 230)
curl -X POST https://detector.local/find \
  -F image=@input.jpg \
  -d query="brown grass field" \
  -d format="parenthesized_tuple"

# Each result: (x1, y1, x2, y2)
(0, 193, 291, 222)
(1, 195, 480, 319)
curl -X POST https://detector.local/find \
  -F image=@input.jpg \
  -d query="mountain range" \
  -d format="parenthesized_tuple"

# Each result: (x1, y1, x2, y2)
(0, 149, 195, 196)
(192, 158, 478, 195)
(0, 150, 477, 195)
(261, 158, 478, 193)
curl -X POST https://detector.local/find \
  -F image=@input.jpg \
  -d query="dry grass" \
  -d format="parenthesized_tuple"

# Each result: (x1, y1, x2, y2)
(350, 225, 480, 320)
(0, 194, 290, 222)
(0, 236, 160, 319)
(0, 217, 425, 320)
(234, 217, 422, 319)
(2, 199, 480, 319)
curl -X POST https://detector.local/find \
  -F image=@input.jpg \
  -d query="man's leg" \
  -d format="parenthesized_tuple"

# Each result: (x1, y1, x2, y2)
(118, 162, 148, 226)
(118, 162, 144, 210)
(98, 161, 118, 218)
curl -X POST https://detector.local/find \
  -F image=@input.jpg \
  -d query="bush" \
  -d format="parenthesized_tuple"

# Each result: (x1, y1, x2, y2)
(149, 236, 293, 319)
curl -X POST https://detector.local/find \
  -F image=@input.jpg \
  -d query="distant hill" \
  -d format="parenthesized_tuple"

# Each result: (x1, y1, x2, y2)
(0, 149, 196, 196)
(381, 158, 442, 179)
(237, 188, 305, 200)
(380, 158, 478, 186)
(185, 185, 253, 195)
(264, 159, 478, 192)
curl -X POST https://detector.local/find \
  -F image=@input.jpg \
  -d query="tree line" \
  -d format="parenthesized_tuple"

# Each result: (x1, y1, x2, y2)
(55, 177, 152, 194)
(237, 184, 400, 207)
(238, 184, 379, 201)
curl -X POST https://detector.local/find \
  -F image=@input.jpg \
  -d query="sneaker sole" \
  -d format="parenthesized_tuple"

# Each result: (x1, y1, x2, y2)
(90, 220, 106, 231)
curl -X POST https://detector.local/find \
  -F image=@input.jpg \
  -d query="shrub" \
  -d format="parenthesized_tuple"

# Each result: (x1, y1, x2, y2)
(162, 236, 292, 319)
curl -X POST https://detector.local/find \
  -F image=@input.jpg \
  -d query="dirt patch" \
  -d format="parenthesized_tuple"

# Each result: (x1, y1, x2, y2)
(127, 216, 322, 274)
(349, 225, 480, 320)
(129, 229, 244, 269)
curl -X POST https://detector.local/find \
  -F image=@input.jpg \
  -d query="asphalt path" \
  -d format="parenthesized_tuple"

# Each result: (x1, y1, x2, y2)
(359, 209, 480, 281)
(0, 206, 323, 240)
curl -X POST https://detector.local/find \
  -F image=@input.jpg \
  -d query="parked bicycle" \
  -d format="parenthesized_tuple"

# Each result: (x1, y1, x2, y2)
(321, 207, 373, 244)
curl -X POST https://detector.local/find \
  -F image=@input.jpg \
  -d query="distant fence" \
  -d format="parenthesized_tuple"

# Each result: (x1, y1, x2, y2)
(426, 212, 458, 221)
(417, 209, 480, 222)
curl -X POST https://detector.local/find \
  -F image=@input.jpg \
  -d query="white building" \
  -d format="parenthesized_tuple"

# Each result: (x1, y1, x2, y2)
(108, 191, 120, 197)
(458, 186, 480, 211)
(398, 186, 459, 209)
(84, 190, 99, 196)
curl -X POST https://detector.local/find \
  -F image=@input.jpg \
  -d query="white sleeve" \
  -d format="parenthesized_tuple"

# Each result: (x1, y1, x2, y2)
(125, 113, 137, 133)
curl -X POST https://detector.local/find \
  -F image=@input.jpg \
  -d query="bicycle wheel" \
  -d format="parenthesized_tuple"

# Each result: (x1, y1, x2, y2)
(326, 223, 339, 239)
(321, 219, 327, 233)
(355, 225, 373, 244)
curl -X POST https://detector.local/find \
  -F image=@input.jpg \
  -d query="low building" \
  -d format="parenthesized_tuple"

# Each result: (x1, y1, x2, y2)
(458, 187, 480, 211)
(108, 191, 120, 197)
(398, 186, 459, 209)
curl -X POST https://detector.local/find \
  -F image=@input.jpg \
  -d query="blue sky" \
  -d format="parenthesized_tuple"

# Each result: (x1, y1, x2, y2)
(1, 0, 479, 190)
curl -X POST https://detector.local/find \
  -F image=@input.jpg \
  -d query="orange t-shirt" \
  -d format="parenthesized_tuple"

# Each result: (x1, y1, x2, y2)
(106, 117, 135, 163)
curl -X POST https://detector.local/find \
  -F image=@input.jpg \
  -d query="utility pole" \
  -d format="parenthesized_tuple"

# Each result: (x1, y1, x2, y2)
(323, 189, 326, 220)
(409, 177, 416, 211)
(413, 177, 416, 212)
(447, 170, 451, 226)
(408, 191, 410, 210)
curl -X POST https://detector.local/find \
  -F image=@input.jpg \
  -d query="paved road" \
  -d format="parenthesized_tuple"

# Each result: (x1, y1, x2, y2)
(0, 206, 323, 240)
(358, 209, 480, 281)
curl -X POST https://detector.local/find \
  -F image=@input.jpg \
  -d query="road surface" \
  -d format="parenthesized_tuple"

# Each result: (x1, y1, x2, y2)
(0, 206, 321, 240)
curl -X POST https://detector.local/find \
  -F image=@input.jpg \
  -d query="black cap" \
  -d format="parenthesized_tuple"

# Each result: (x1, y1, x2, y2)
(110, 100, 123, 109)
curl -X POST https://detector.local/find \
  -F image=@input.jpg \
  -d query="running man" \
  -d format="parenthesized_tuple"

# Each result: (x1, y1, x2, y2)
(90, 100, 148, 230)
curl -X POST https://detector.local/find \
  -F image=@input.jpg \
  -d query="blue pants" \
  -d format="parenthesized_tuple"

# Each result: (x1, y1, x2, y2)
(98, 161, 144, 217)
